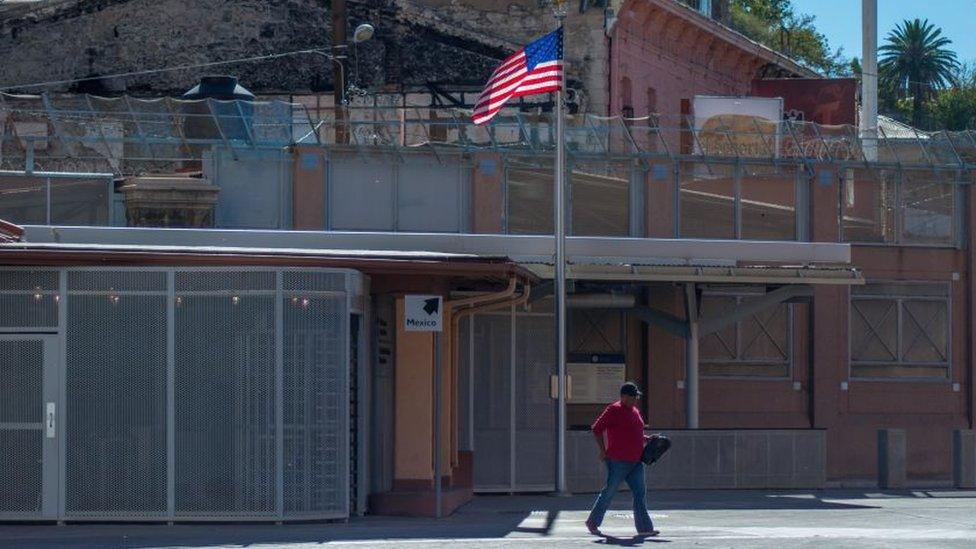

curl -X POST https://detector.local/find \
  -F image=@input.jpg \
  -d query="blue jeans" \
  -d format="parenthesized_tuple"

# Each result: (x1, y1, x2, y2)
(586, 459, 654, 532)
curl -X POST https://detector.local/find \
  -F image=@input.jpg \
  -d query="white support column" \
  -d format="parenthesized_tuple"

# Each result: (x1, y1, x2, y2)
(861, 0, 878, 161)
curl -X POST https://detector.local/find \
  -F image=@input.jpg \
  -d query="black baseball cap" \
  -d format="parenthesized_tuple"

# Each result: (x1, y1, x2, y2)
(620, 382, 642, 398)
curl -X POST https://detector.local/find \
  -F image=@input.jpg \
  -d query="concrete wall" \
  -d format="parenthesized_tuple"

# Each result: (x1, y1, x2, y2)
(394, 296, 436, 484)
(567, 429, 826, 492)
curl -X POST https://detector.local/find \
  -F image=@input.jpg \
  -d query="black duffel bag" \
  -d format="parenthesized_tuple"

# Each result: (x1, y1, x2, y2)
(641, 434, 671, 465)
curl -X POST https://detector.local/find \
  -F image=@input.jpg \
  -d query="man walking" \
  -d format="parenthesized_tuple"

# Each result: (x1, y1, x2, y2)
(585, 382, 657, 537)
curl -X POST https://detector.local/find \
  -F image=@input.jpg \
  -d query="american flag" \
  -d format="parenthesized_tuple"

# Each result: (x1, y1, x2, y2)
(472, 27, 564, 125)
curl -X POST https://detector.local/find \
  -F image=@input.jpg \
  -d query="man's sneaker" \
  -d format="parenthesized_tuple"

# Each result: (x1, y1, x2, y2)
(638, 530, 660, 537)
(585, 520, 602, 535)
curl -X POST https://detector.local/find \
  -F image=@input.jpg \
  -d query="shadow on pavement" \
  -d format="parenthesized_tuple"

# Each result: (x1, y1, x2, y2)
(593, 533, 671, 546)
(463, 489, 898, 514)
(1, 489, 973, 548)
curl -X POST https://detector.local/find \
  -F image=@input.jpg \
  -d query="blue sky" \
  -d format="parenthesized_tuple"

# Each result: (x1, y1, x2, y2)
(791, 0, 976, 64)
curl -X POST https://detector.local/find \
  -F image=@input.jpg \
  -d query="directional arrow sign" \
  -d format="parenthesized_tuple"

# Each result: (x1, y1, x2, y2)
(404, 295, 443, 332)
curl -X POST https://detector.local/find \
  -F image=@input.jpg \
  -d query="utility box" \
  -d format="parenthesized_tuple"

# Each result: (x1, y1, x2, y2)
(878, 429, 906, 489)
(954, 430, 976, 489)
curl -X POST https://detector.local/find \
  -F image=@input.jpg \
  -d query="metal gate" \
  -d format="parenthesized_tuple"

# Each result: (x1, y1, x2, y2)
(0, 335, 59, 520)
(469, 306, 555, 492)
(0, 267, 362, 522)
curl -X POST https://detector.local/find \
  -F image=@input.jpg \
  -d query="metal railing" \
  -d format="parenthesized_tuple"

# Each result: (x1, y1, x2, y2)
(0, 92, 317, 174)
(4, 94, 976, 175)
(307, 106, 976, 169)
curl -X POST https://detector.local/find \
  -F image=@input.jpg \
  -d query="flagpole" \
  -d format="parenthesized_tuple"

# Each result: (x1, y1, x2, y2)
(552, 1, 569, 496)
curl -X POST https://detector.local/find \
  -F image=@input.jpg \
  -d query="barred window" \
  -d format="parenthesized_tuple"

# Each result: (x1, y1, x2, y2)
(699, 289, 792, 378)
(850, 282, 950, 379)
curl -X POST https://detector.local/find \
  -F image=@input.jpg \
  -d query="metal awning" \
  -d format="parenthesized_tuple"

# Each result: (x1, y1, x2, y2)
(11, 226, 860, 285)
(521, 262, 863, 285)
(0, 241, 535, 280)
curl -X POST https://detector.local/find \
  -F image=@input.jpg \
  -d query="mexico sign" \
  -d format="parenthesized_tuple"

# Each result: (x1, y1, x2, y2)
(404, 295, 443, 332)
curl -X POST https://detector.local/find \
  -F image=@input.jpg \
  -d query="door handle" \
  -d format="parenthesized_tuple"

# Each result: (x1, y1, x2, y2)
(45, 402, 55, 438)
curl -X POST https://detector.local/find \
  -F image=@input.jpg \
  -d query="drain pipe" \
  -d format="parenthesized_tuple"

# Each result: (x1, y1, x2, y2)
(445, 278, 531, 468)
(448, 276, 518, 309)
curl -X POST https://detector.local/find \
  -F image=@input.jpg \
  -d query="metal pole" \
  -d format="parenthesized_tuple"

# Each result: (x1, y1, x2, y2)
(332, 0, 349, 144)
(861, 0, 878, 161)
(684, 283, 699, 429)
(553, 7, 569, 496)
(434, 331, 443, 518)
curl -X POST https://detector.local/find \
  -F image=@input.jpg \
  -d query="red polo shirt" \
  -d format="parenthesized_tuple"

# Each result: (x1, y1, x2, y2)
(591, 400, 645, 462)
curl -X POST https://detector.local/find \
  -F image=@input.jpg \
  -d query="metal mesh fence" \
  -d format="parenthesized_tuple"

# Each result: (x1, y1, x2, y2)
(283, 294, 346, 515)
(0, 267, 354, 521)
(65, 289, 168, 518)
(472, 307, 557, 493)
(0, 340, 43, 515)
(175, 293, 277, 517)
(472, 313, 512, 491)
(514, 312, 555, 490)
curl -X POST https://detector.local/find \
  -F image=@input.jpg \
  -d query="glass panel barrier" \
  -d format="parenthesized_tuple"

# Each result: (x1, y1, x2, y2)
(842, 167, 897, 244)
(679, 161, 735, 239)
(571, 162, 630, 236)
(506, 163, 554, 235)
(0, 177, 46, 225)
(740, 164, 797, 240)
(900, 169, 956, 246)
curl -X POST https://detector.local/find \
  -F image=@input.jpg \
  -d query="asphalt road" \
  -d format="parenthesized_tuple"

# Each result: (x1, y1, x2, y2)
(2, 490, 975, 548)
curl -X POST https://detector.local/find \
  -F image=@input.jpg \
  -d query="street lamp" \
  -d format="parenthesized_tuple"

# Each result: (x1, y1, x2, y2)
(323, 22, 375, 106)
(328, 19, 374, 144)
(353, 23, 375, 44)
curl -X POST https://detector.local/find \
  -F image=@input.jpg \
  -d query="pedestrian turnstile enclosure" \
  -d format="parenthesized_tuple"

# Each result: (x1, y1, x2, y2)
(464, 306, 556, 492)
(0, 267, 365, 522)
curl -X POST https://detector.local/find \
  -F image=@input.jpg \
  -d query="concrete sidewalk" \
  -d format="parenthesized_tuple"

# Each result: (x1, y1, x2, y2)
(1, 490, 975, 548)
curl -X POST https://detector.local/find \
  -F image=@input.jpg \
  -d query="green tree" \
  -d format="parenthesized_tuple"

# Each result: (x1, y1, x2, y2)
(879, 18, 959, 127)
(922, 65, 976, 131)
(729, 0, 848, 76)
(925, 87, 976, 130)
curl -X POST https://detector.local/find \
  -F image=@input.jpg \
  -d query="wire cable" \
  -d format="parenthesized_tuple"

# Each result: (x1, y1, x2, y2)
(0, 47, 337, 92)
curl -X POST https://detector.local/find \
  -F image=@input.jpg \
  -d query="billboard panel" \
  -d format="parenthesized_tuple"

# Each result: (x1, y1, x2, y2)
(692, 95, 783, 157)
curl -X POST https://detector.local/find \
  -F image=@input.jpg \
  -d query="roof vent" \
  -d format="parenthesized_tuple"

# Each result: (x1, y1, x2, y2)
(182, 76, 255, 101)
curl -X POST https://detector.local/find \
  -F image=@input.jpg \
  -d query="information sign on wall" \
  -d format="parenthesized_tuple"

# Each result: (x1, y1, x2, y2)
(404, 295, 443, 332)
(567, 362, 626, 404)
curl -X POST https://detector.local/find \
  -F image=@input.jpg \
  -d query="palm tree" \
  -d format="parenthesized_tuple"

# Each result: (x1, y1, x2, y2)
(879, 19, 959, 128)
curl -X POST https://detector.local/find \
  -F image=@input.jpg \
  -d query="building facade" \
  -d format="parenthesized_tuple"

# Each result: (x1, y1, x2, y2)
(1, 0, 974, 522)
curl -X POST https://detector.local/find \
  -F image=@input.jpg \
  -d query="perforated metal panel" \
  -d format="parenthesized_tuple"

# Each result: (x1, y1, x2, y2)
(283, 271, 347, 292)
(65, 272, 167, 518)
(472, 313, 512, 491)
(0, 340, 43, 515)
(0, 270, 58, 329)
(175, 288, 276, 517)
(282, 294, 347, 515)
(473, 308, 557, 493)
(514, 313, 555, 490)
(68, 270, 167, 292)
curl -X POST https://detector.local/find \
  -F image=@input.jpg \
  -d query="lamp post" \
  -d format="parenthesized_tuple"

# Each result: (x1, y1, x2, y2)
(329, 1, 375, 144)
